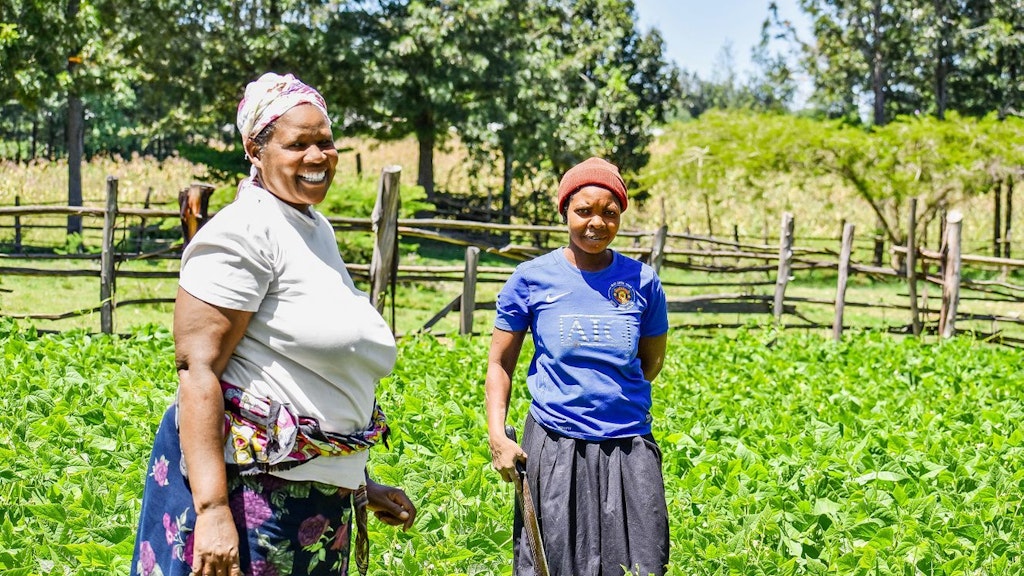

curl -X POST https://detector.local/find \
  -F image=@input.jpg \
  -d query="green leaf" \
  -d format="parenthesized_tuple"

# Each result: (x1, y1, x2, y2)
(853, 471, 907, 484)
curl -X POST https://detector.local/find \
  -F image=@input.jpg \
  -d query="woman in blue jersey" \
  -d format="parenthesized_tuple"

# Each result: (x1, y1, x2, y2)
(485, 157, 670, 576)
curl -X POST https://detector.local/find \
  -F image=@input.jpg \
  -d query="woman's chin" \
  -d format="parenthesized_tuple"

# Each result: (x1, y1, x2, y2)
(297, 183, 331, 204)
(580, 237, 612, 251)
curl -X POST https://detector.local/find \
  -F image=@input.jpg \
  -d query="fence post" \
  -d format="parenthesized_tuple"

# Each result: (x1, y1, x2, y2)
(994, 177, 1003, 257)
(178, 183, 215, 245)
(939, 210, 963, 339)
(773, 212, 794, 323)
(13, 195, 21, 253)
(906, 198, 921, 336)
(872, 214, 885, 267)
(100, 177, 119, 334)
(1004, 175, 1014, 272)
(461, 246, 480, 335)
(137, 186, 153, 253)
(649, 224, 668, 274)
(833, 222, 855, 341)
(370, 166, 402, 315)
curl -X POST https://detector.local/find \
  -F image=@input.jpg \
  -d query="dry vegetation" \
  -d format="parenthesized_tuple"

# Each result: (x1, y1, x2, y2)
(0, 136, 1010, 254)
(335, 135, 492, 195)
(342, 134, 1015, 256)
(0, 136, 1020, 338)
(0, 154, 209, 207)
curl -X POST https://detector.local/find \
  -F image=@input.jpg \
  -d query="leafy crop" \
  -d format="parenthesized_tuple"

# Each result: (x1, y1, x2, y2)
(658, 329, 1024, 575)
(0, 319, 176, 575)
(2, 319, 1022, 575)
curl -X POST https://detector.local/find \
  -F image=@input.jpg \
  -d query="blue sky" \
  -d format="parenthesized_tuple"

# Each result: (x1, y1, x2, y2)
(632, 0, 811, 80)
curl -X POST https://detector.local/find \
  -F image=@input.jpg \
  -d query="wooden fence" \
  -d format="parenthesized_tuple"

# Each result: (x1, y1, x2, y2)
(1, 169, 1023, 345)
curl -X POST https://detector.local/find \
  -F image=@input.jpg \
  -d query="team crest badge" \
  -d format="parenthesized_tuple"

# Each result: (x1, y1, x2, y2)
(608, 282, 636, 308)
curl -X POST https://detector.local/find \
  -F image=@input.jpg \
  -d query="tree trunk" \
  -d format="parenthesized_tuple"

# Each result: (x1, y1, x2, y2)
(871, 0, 886, 126)
(415, 112, 435, 200)
(66, 0, 84, 238)
(47, 111, 56, 160)
(501, 139, 514, 225)
(12, 109, 20, 163)
(933, 0, 948, 120)
(30, 116, 38, 159)
(1006, 175, 1014, 259)
(67, 96, 84, 237)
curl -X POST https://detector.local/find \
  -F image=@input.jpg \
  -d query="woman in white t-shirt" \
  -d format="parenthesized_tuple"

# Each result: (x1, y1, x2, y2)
(131, 73, 415, 576)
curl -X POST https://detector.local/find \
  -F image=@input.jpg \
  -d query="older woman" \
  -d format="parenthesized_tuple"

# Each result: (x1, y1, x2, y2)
(131, 73, 415, 576)
(485, 157, 670, 575)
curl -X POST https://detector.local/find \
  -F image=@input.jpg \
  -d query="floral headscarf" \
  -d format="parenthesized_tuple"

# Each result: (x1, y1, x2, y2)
(236, 72, 331, 146)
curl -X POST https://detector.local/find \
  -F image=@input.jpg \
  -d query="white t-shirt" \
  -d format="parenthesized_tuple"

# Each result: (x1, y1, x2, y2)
(179, 182, 397, 488)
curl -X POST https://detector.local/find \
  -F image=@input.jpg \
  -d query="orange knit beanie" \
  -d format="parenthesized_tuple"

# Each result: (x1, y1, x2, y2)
(556, 157, 628, 214)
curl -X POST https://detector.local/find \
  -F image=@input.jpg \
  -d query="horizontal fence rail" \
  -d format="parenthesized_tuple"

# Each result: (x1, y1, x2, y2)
(1, 171, 1022, 346)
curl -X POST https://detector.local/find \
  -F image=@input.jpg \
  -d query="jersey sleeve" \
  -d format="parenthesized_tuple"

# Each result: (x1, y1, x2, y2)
(640, 269, 669, 337)
(178, 217, 274, 312)
(494, 266, 532, 333)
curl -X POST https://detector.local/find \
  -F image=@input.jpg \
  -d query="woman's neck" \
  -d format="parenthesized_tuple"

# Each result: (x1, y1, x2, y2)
(564, 246, 612, 272)
(252, 174, 313, 218)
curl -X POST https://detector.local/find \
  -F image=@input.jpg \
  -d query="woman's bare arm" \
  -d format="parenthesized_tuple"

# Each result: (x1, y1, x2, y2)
(638, 333, 668, 383)
(484, 328, 527, 483)
(174, 287, 252, 575)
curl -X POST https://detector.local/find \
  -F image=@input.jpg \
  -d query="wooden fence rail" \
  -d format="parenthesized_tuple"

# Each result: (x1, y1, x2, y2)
(2, 170, 1023, 345)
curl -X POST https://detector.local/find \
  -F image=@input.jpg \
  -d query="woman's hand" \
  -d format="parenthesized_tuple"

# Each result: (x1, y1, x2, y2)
(190, 505, 243, 576)
(365, 478, 416, 531)
(489, 434, 526, 484)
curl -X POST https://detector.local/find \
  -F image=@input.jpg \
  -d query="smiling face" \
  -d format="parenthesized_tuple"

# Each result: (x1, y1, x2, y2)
(564, 185, 622, 267)
(245, 104, 338, 212)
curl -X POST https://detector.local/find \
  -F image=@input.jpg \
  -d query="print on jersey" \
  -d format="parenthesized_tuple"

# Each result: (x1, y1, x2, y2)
(559, 314, 635, 349)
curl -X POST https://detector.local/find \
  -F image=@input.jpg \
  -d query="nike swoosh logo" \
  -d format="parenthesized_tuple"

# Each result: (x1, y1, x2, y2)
(545, 291, 571, 303)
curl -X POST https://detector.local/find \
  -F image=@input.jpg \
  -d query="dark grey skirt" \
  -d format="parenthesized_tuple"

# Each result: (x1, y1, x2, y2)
(514, 412, 670, 576)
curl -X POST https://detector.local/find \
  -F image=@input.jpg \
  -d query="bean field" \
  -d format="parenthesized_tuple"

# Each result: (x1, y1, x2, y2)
(2, 319, 1022, 575)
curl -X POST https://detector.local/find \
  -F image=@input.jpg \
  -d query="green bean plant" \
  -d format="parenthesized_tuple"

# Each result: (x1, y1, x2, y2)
(1, 318, 1022, 575)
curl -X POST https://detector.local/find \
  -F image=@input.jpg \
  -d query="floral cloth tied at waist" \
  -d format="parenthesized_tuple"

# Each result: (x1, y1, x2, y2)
(220, 381, 390, 475)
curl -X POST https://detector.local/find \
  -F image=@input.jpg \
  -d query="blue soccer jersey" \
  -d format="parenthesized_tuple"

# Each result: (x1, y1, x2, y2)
(495, 249, 669, 440)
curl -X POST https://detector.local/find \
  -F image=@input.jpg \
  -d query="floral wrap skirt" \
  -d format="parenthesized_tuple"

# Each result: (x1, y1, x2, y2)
(131, 405, 359, 576)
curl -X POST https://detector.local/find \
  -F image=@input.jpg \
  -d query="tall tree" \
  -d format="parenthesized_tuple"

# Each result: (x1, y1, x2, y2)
(348, 0, 491, 199)
(456, 0, 562, 222)
(1, 0, 84, 230)
(949, 0, 1024, 119)
(785, 0, 1024, 122)
(349, 0, 676, 208)
(113, 1, 344, 149)
(798, 0, 916, 125)
(2, 0, 148, 232)
(543, 0, 677, 175)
